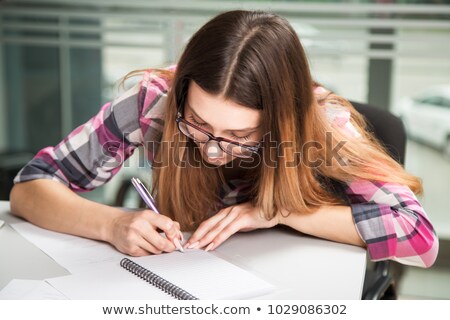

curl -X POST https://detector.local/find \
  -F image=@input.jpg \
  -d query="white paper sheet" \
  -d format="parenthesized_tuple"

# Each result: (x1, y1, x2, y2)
(11, 222, 124, 274)
(0, 279, 67, 300)
(46, 250, 275, 300)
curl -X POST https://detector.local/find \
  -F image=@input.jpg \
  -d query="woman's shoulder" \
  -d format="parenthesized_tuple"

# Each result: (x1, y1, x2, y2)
(314, 84, 349, 117)
(140, 65, 176, 94)
(138, 65, 176, 115)
(111, 66, 175, 113)
(107, 66, 176, 147)
(313, 84, 361, 139)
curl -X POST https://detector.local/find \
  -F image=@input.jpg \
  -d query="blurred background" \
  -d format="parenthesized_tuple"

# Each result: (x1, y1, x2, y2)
(0, 0, 449, 299)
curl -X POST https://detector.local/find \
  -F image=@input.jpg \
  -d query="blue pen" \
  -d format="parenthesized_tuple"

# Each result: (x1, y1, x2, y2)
(131, 177, 184, 252)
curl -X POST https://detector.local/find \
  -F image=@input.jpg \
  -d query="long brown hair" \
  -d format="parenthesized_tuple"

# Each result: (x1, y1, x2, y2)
(150, 10, 422, 231)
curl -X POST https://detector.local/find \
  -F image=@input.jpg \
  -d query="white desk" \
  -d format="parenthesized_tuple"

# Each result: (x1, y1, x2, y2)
(0, 201, 366, 299)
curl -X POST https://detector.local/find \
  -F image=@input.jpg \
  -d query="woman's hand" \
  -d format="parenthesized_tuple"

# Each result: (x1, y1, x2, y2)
(107, 210, 182, 256)
(184, 202, 279, 251)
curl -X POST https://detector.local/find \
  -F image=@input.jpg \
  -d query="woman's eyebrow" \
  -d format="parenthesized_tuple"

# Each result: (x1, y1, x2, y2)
(188, 103, 208, 123)
(187, 102, 261, 132)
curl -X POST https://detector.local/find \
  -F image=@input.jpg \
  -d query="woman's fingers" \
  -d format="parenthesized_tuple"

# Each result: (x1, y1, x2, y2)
(185, 207, 232, 248)
(205, 219, 244, 251)
(129, 238, 162, 256)
(141, 226, 176, 253)
(185, 202, 273, 252)
(192, 207, 241, 250)
(116, 202, 273, 255)
(111, 209, 182, 255)
(144, 211, 184, 252)
(148, 212, 180, 240)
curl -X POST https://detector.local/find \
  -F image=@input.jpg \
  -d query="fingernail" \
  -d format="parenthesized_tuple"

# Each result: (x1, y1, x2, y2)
(187, 241, 199, 249)
(173, 238, 184, 252)
(205, 242, 214, 252)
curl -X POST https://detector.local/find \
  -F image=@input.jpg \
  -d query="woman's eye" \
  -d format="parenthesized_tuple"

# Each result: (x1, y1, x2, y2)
(231, 133, 251, 141)
(189, 115, 207, 127)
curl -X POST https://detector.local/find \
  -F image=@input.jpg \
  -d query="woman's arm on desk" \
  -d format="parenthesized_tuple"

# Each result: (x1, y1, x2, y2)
(9, 78, 180, 256)
(185, 202, 364, 251)
(186, 180, 438, 268)
(10, 180, 180, 255)
(278, 205, 365, 247)
(10, 179, 121, 243)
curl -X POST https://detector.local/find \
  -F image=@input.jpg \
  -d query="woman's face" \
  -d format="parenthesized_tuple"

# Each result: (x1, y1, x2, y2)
(184, 81, 263, 166)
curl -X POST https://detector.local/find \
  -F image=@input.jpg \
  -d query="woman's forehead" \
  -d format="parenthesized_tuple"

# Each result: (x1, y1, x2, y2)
(187, 81, 262, 131)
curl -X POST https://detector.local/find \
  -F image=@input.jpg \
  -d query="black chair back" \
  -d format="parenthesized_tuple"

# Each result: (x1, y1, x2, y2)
(351, 102, 406, 164)
(350, 101, 406, 300)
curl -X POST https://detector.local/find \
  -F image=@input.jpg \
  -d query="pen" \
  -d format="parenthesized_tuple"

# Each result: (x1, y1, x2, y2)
(131, 177, 184, 253)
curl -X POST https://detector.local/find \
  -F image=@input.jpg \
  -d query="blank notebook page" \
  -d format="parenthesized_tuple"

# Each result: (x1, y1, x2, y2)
(46, 249, 275, 300)
(133, 249, 274, 299)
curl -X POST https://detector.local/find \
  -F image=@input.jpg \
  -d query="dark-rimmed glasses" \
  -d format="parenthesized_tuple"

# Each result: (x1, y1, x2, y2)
(175, 112, 260, 159)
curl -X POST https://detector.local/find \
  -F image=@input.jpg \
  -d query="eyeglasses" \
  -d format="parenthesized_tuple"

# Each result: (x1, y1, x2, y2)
(175, 112, 260, 159)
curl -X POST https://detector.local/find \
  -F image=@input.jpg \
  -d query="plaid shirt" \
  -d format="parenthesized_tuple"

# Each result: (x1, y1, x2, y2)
(14, 69, 438, 268)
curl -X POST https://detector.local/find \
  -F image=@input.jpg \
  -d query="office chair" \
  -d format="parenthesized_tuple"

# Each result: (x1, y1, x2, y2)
(350, 101, 407, 300)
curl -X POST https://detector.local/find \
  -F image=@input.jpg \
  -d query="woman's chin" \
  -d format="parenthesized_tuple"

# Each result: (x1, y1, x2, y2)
(202, 155, 232, 167)
(205, 158, 226, 166)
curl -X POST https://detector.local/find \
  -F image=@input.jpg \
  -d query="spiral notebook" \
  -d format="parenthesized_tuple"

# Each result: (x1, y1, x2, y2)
(46, 250, 275, 300)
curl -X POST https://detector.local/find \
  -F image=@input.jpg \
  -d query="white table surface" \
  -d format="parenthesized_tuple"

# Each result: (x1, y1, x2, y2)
(0, 200, 366, 299)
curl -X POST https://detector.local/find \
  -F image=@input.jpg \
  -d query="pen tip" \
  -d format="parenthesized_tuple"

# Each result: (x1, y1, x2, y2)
(173, 238, 184, 253)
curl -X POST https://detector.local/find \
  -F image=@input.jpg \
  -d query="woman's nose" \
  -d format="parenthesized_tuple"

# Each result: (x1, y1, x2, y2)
(205, 140, 225, 158)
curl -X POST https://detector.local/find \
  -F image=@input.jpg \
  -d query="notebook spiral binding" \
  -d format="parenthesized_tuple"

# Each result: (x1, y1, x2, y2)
(120, 258, 199, 300)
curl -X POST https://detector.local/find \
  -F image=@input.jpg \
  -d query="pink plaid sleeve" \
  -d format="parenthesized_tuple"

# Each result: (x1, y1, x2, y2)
(347, 180, 438, 268)
(315, 87, 438, 267)
(137, 69, 173, 163)
(14, 69, 172, 192)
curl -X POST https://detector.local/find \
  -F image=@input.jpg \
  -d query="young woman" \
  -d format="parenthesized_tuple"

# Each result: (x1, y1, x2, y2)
(10, 10, 438, 267)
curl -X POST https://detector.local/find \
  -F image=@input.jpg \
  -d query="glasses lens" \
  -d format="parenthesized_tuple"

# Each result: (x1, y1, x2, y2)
(219, 141, 255, 158)
(177, 118, 259, 159)
(178, 121, 209, 142)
